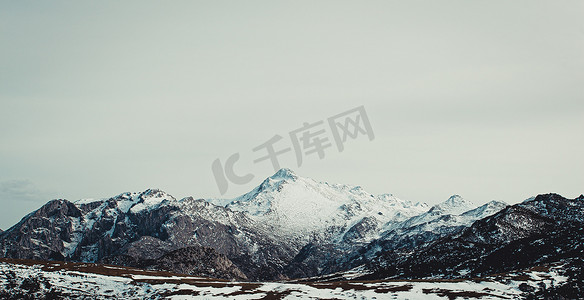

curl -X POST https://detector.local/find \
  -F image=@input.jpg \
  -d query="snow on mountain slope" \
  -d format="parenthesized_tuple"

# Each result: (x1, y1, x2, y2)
(394, 195, 476, 230)
(210, 168, 428, 243)
(433, 194, 476, 215)
(359, 198, 508, 257)
(390, 200, 507, 238)
(73, 189, 175, 213)
(461, 200, 508, 219)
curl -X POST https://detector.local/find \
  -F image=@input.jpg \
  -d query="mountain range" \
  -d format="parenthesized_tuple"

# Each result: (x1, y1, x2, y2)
(1, 168, 582, 296)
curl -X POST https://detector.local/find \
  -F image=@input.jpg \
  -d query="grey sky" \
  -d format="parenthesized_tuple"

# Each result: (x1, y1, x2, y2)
(1, 1, 583, 229)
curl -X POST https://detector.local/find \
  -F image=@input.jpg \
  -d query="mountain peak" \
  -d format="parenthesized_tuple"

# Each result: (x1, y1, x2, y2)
(446, 194, 464, 204)
(429, 194, 474, 215)
(532, 193, 566, 203)
(461, 200, 507, 218)
(95, 188, 176, 213)
(139, 188, 172, 199)
(270, 168, 298, 181)
(486, 200, 508, 207)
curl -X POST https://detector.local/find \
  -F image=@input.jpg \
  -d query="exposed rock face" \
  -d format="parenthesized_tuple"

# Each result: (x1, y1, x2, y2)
(104, 246, 247, 280)
(152, 247, 247, 280)
(0, 199, 82, 261)
(283, 243, 353, 279)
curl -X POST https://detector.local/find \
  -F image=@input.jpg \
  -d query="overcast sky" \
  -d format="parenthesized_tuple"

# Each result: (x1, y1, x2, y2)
(1, 1, 583, 229)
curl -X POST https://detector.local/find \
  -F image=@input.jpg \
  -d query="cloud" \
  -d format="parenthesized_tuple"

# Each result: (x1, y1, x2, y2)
(0, 179, 48, 203)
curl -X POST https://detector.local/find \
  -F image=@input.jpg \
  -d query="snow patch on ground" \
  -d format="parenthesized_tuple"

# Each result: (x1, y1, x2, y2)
(0, 259, 571, 299)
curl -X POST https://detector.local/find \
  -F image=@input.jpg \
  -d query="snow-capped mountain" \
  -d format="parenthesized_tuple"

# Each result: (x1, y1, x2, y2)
(286, 194, 509, 278)
(210, 168, 428, 245)
(0, 169, 454, 280)
(361, 193, 584, 281)
(1, 169, 580, 284)
(366, 198, 508, 253)
(394, 194, 476, 230)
